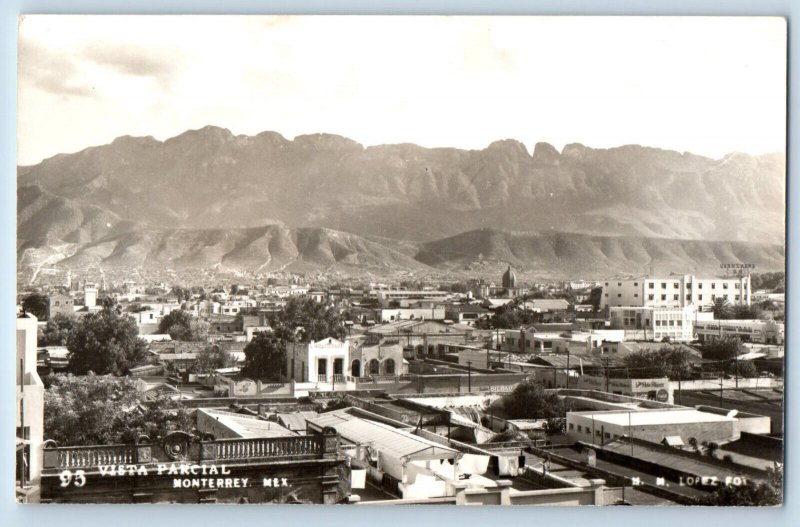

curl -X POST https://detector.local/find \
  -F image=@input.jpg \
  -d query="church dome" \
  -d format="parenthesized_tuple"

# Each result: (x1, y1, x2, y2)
(502, 265, 517, 289)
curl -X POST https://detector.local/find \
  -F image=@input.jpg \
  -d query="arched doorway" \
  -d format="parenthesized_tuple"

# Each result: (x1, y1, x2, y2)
(383, 358, 396, 375)
(351, 359, 361, 377)
(368, 359, 380, 375)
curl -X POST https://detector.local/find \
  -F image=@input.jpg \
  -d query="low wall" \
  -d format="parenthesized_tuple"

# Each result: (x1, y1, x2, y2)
(356, 480, 605, 506)
(671, 378, 782, 392)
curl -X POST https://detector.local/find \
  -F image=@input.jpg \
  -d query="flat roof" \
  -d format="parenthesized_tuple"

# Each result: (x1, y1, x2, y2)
(307, 410, 458, 460)
(200, 409, 296, 439)
(571, 408, 735, 427)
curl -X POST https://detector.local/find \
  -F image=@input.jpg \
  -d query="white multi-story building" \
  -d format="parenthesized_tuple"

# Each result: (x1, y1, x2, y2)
(695, 319, 784, 345)
(608, 305, 714, 342)
(601, 274, 751, 310)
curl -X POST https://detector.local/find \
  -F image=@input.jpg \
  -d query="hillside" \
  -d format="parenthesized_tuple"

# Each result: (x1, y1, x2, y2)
(18, 126, 786, 244)
(416, 229, 785, 278)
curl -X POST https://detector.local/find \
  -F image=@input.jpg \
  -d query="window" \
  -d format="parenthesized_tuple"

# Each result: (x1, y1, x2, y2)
(735, 295, 740, 301)
(596, 429, 602, 436)
(384, 358, 396, 375)
(724, 294, 729, 300)
(569, 423, 574, 430)
(655, 320, 661, 326)
(605, 432, 611, 439)
(649, 283, 654, 289)
(586, 429, 591, 435)
(661, 282, 667, 288)
(673, 294, 679, 300)
(634, 282, 639, 287)
(698, 295, 703, 301)
(618, 282, 622, 286)
(669, 320, 675, 327)
(687, 283, 692, 289)
(674, 282, 680, 288)
(686, 294, 691, 301)
(677, 320, 683, 326)
(634, 294, 639, 298)
(617, 294, 622, 298)
(605, 283, 609, 287)
(648, 294, 654, 300)
(723, 283, 729, 289)
(712, 283, 716, 289)
(698, 283, 703, 289)
(735, 284, 740, 289)
(712, 294, 716, 300)
(604, 293, 608, 297)
(661, 294, 667, 300)
(577, 425, 582, 432)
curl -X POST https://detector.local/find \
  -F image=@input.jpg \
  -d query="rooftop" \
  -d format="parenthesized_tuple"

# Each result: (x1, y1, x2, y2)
(307, 409, 458, 460)
(572, 408, 735, 427)
(200, 408, 296, 439)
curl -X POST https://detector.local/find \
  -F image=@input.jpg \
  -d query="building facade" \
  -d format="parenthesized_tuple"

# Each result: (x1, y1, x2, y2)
(17, 314, 44, 503)
(600, 274, 751, 310)
(286, 338, 350, 383)
(608, 305, 714, 342)
(694, 319, 785, 345)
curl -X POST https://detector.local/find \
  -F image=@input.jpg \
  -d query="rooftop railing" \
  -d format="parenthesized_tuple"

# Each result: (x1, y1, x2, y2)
(43, 431, 339, 471)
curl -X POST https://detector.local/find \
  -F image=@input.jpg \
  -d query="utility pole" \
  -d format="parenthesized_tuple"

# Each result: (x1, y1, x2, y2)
(566, 349, 570, 389)
(467, 361, 472, 392)
(628, 411, 634, 457)
(605, 358, 610, 392)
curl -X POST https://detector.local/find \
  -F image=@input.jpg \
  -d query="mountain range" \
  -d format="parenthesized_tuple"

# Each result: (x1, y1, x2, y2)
(17, 126, 786, 279)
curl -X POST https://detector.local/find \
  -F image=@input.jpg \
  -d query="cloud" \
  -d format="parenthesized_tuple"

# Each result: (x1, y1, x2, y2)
(18, 39, 95, 98)
(81, 44, 181, 87)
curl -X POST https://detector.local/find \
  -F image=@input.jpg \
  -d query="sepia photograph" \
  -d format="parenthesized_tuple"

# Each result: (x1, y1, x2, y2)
(15, 15, 785, 506)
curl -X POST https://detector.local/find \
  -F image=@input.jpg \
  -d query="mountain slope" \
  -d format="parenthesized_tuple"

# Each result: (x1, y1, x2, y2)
(416, 229, 785, 278)
(49, 225, 433, 274)
(18, 126, 786, 244)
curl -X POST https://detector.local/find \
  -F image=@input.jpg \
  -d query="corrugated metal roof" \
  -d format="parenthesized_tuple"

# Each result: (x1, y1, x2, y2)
(307, 410, 458, 460)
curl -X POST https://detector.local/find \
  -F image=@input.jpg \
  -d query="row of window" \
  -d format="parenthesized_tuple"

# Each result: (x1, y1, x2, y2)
(569, 423, 616, 440)
(655, 319, 683, 327)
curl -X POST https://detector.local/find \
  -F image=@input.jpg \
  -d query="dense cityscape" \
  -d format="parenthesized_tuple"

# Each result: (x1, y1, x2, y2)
(16, 265, 784, 504)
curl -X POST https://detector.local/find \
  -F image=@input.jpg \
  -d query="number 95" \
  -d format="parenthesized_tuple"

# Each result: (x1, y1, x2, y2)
(59, 469, 86, 487)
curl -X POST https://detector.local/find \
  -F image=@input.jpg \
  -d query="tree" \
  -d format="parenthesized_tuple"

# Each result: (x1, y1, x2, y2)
(22, 293, 49, 320)
(588, 287, 603, 311)
(701, 337, 741, 362)
(623, 346, 695, 380)
(731, 304, 764, 320)
(711, 298, 733, 320)
(727, 360, 758, 379)
(157, 309, 206, 341)
(243, 332, 287, 381)
(270, 297, 346, 343)
(39, 312, 77, 346)
(44, 373, 192, 446)
(170, 286, 188, 303)
(700, 465, 782, 506)
(158, 309, 192, 340)
(502, 381, 565, 420)
(66, 302, 148, 375)
(194, 344, 236, 373)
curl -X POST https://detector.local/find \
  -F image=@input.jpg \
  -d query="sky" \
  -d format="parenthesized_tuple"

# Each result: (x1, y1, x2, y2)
(17, 15, 787, 166)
